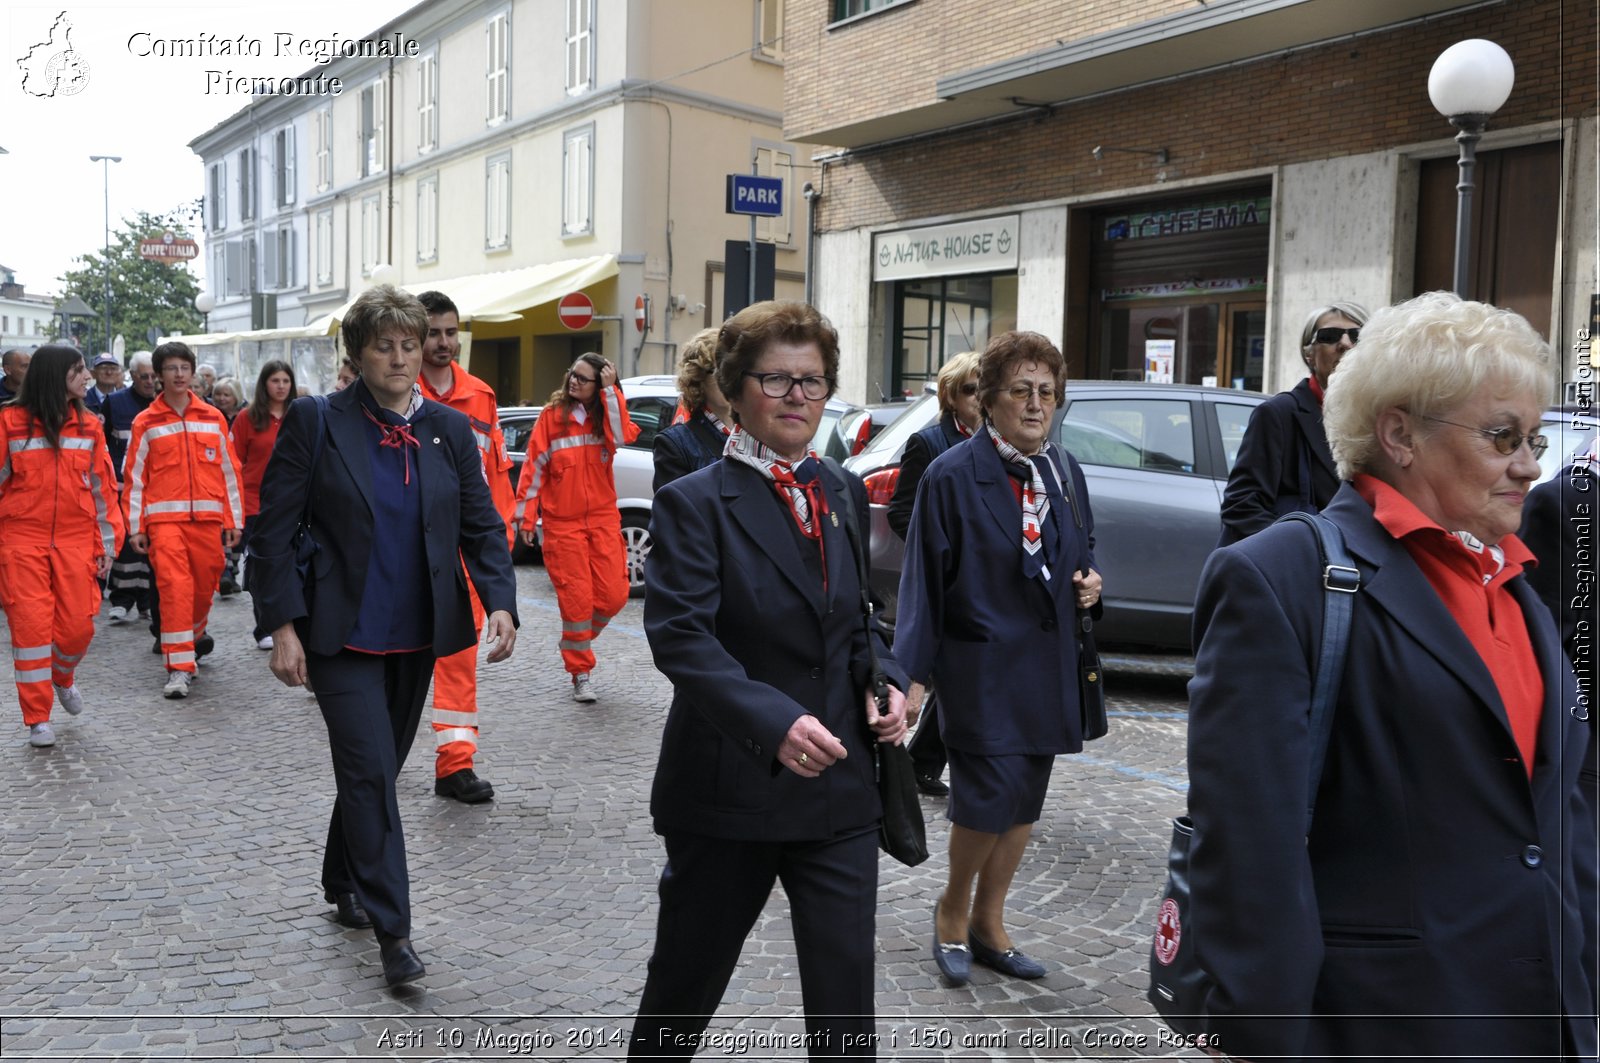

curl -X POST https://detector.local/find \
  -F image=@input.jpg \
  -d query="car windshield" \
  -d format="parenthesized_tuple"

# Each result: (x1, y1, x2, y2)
(854, 391, 940, 463)
(1535, 411, 1597, 486)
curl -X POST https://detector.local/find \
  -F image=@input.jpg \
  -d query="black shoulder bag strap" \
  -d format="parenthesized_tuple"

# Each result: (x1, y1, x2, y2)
(820, 456, 886, 700)
(1276, 510, 1361, 830)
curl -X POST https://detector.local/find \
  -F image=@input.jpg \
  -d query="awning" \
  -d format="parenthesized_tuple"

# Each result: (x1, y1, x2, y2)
(329, 253, 619, 325)
(164, 315, 340, 347)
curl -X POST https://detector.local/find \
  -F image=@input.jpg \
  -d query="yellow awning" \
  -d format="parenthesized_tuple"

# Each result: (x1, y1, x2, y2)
(329, 254, 619, 325)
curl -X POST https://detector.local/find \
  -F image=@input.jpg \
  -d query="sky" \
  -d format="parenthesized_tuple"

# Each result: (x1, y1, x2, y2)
(1, 0, 417, 298)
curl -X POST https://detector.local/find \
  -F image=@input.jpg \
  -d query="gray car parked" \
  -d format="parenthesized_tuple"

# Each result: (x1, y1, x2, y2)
(845, 381, 1269, 651)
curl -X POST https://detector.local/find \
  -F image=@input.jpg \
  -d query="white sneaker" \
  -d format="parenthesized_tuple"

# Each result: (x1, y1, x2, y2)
(28, 722, 55, 747)
(107, 605, 131, 624)
(163, 671, 191, 699)
(572, 673, 598, 703)
(256, 635, 274, 650)
(56, 685, 84, 716)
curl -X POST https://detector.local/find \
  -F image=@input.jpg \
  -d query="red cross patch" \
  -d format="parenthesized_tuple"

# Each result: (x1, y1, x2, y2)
(1154, 897, 1182, 966)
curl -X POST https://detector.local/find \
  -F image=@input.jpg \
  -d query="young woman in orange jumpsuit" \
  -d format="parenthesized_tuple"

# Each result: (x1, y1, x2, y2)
(0, 345, 125, 747)
(515, 353, 638, 703)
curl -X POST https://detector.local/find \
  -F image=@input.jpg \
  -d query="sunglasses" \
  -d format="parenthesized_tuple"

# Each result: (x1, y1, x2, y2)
(1416, 414, 1549, 460)
(1312, 326, 1360, 346)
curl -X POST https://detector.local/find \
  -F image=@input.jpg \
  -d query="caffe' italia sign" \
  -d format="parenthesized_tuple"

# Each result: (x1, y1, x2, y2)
(138, 232, 200, 263)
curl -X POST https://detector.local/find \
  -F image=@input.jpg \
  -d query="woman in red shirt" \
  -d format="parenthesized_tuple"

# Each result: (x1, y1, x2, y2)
(232, 359, 296, 649)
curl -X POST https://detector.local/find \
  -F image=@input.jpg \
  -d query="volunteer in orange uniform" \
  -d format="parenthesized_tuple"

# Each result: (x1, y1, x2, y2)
(124, 341, 244, 700)
(516, 353, 638, 703)
(0, 345, 124, 748)
(417, 290, 516, 803)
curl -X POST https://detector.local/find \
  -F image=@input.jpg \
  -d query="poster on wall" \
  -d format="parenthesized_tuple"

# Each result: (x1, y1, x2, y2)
(1145, 340, 1175, 383)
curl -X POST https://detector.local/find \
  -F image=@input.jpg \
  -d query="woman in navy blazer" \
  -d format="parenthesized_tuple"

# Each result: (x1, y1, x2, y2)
(251, 285, 519, 988)
(629, 302, 908, 1060)
(650, 327, 731, 492)
(1183, 292, 1597, 1059)
(1218, 300, 1369, 545)
(896, 331, 1102, 988)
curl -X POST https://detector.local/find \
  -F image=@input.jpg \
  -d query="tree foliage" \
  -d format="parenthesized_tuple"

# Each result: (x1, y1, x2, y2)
(58, 204, 204, 352)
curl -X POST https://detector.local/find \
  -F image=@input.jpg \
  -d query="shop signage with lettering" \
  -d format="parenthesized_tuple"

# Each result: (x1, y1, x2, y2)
(873, 215, 1019, 282)
(1102, 276, 1267, 302)
(1103, 197, 1271, 242)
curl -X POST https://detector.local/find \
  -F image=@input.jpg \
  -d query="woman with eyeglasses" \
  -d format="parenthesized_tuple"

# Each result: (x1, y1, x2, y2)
(1219, 300, 1370, 545)
(630, 301, 909, 1058)
(887, 350, 983, 799)
(896, 331, 1102, 988)
(1182, 292, 1595, 1059)
(515, 352, 639, 703)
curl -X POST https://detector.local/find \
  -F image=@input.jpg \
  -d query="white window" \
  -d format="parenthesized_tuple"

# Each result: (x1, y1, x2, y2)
(565, 0, 593, 95)
(208, 160, 227, 231)
(486, 11, 509, 125)
(314, 108, 332, 192)
(416, 174, 438, 264)
(755, 145, 793, 245)
(264, 226, 295, 290)
(417, 51, 439, 154)
(485, 154, 511, 252)
(562, 125, 593, 238)
(211, 244, 226, 297)
(361, 78, 386, 176)
(224, 236, 255, 296)
(361, 194, 383, 275)
(314, 210, 333, 285)
(755, 0, 783, 61)
(238, 146, 257, 222)
(274, 126, 296, 208)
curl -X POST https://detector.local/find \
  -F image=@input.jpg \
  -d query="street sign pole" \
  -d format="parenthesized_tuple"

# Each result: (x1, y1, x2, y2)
(748, 158, 758, 313)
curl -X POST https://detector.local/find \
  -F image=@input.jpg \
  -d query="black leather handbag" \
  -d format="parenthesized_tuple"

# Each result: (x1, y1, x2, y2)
(1078, 613, 1108, 741)
(825, 458, 929, 868)
(1147, 511, 1359, 1035)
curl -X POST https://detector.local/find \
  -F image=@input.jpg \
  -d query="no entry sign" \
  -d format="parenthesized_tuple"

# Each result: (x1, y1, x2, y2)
(634, 294, 647, 333)
(557, 291, 595, 330)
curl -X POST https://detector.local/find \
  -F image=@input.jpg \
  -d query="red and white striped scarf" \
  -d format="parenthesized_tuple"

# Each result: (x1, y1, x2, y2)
(724, 426, 826, 537)
(986, 422, 1050, 561)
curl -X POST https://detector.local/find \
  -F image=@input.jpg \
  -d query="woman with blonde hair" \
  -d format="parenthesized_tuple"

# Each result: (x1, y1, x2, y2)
(653, 328, 732, 491)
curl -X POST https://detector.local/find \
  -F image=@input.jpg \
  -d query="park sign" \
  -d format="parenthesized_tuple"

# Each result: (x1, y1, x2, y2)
(139, 232, 200, 264)
(725, 174, 784, 217)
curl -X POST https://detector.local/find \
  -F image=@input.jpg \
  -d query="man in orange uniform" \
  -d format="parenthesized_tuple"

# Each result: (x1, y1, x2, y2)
(515, 354, 638, 703)
(417, 290, 516, 803)
(123, 341, 243, 700)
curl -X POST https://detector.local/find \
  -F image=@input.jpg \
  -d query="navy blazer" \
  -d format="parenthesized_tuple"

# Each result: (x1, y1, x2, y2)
(1186, 484, 1597, 1060)
(1521, 462, 1597, 703)
(251, 384, 519, 658)
(643, 458, 905, 842)
(895, 431, 1097, 756)
(887, 412, 966, 541)
(651, 413, 725, 493)
(1219, 378, 1339, 545)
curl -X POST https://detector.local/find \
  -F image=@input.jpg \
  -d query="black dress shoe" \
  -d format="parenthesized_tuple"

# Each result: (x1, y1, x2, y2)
(434, 768, 494, 803)
(327, 891, 372, 929)
(378, 934, 426, 986)
(916, 773, 950, 797)
(195, 634, 215, 659)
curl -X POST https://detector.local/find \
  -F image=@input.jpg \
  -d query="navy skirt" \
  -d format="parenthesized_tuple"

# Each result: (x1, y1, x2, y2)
(946, 749, 1055, 833)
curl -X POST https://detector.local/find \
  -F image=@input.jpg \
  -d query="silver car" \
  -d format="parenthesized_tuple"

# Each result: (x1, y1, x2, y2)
(845, 382, 1269, 651)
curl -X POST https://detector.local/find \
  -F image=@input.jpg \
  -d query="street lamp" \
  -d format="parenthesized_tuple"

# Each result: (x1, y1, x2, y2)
(194, 292, 215, 333)
(1428, 40, 1515, 298)
(89, 154, 122, 352)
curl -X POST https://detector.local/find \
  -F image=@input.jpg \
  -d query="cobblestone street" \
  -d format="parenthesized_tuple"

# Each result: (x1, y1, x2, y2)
(2, 564, 1203, 1060)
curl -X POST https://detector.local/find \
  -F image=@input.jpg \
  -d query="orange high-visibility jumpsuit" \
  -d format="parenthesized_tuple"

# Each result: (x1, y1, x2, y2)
(420, 362, 515, 777)
(515, 384, 638, 676)
(123, 394, 243, 675)
(0, 406, 125, 725)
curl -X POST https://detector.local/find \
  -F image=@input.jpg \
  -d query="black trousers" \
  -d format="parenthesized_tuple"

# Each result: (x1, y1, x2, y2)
(907, 689, 947, 780)
(630, 829, 880, 1060)
(307, 647, 434, 939)
(108, 540, 151, 612)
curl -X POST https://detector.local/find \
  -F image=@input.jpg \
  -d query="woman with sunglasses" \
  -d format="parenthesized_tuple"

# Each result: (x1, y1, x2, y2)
(1183, 292, 1594, 1058)
(1219, 300, 1369, 544)
(887, 350, 982, 799)
(515, 352, 638, 703)
(0, 345, 124, 747)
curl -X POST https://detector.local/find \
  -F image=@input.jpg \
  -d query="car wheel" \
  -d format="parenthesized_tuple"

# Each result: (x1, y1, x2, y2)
(621, 512, 651, 597)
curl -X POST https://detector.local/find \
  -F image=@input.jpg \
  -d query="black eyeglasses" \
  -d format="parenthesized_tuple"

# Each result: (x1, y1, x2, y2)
(1312, 326, 1360, 346)
(744, 371, 831, 400)
(1417, 414, 1549, 459)
(567, 370, 598, 385)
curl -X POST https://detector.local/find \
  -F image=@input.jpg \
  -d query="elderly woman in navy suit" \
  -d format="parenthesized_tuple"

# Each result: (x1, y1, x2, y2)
(1219, 300, 1369, 544)
(252, 285, 519, 987)
(629, 301, 909, 1059)
(896, 330, 1102, 987)
(1184, 291, 1597, 1059)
